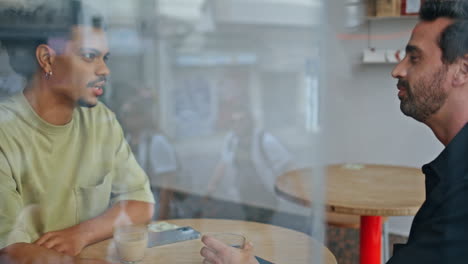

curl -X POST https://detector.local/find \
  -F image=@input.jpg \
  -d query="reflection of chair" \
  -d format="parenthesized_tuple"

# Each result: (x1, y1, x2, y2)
(326, 213, 390, 263)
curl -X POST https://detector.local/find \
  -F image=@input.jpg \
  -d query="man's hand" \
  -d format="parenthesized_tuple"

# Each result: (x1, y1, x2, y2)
(200, 235, 259, 264)
(34, 225, 89, 256)
(33, 201, 153, 257)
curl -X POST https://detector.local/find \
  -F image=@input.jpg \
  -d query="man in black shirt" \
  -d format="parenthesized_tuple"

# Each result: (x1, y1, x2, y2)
(388, 0, 468, 263)
(200, 0, 468, 263)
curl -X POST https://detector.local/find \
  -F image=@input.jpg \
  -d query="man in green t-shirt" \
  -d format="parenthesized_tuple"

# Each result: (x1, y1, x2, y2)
(0, 1, 154, 263)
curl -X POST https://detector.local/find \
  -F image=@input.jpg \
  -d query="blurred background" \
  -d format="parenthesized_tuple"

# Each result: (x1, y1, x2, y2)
(0, 0, 441, 263)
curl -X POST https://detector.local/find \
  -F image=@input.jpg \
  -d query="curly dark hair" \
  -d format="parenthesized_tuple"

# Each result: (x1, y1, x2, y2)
(0, 0, 105, 80)
(420, 0, 468, 64)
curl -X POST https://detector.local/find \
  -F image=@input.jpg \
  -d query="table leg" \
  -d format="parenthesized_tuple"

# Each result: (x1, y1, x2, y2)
(360, 216, 382, 264)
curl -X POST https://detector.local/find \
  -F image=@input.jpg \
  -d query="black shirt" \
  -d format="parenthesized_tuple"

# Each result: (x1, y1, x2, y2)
(387, 123, 468, 264)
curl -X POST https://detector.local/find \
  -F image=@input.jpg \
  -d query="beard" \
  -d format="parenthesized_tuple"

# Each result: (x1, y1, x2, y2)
(399, 66, 448, 122)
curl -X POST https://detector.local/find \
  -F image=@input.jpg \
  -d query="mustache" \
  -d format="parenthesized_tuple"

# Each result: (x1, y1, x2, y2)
(87, 77, 107, 87)
(397, 79, 409, 89)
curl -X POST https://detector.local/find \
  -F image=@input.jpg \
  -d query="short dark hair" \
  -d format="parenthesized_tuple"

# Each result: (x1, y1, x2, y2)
(0, 0, 105, 80)
(420, 0, 468, 64)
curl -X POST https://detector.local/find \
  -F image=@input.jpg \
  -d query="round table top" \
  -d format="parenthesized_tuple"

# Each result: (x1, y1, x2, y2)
(275, 164, 426, 216)
(79, 219, 337, 264)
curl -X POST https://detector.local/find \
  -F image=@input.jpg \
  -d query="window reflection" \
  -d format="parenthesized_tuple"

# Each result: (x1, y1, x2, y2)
(0, 0, 326, 263)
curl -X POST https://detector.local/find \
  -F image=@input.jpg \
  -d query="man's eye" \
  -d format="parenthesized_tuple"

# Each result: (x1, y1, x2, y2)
(82, 53, 96, 60)
(409, 56, 419, 63)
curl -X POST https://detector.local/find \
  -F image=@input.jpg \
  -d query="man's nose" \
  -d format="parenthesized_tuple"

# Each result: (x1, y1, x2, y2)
(96, 60, 110, 76)
(391, 59, 407, 79)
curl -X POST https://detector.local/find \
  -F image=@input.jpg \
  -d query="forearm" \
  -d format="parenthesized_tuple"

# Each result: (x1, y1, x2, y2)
(0, 243, 109, 264)
(78, 200, 154, 246)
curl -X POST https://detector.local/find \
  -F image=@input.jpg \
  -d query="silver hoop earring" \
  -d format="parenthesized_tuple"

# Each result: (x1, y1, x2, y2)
(45, 71, 53, 80)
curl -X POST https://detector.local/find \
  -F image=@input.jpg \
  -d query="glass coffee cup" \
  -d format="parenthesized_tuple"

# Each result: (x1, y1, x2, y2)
(114, 225, 148, 264)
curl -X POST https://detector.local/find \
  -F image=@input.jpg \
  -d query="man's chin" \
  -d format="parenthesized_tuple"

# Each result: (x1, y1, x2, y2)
(400, 103, 427, 122)
(400, 102, 411, 115)
(77, 98, 98, 108)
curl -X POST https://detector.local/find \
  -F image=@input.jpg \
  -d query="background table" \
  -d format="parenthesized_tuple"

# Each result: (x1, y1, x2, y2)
(80, 219, 337, 264)
(275, 164, 425, 264)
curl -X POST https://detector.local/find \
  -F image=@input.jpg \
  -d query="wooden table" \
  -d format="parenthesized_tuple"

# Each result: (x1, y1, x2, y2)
(275, 164, 425, 264)
(80, 219, 337, 264)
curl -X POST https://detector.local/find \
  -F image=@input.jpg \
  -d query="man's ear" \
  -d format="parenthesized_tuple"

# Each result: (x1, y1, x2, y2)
(453, 54, 468, 87)
(35, 44, 56, 74)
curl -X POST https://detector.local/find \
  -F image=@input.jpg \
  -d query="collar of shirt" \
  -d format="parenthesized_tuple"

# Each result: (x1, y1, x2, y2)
(422, 123, 468, 195)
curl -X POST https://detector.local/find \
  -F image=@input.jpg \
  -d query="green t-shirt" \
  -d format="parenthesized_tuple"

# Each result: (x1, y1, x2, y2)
(0, 93, 155, 248)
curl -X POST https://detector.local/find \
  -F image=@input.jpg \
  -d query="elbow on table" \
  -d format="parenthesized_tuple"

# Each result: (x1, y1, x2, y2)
(124, 200, 155, 223)
(144, 202, 155, 222)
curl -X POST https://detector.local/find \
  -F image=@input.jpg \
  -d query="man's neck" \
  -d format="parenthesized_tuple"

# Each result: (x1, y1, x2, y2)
(423, 86, 468, 146)
(23, 78, 75, 126)
(426, 103, 468, 146)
